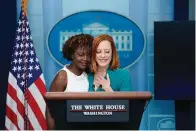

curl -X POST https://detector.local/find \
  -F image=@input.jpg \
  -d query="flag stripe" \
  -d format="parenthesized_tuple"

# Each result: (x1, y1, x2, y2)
(40, 74, 46, 85)
(27, 117, 34, 130)
(6, 94, 24, 130)
(27, 88, 47, 129)
(5, 105, 19, 130)
(5, 116, 17, 130)
(6, 86, 18, 115)
(8, 83, 24, 119)
(8, 72, 25, 105)
(29, 82, 46, 117)
(7, 73, 25, 129)
(26, 104, 42, 130)
(34, 77, 47, 96)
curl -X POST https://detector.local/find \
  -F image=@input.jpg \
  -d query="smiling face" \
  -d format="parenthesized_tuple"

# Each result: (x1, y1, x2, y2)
(72, 46, 90, 71)
(95, 40, 112, 68)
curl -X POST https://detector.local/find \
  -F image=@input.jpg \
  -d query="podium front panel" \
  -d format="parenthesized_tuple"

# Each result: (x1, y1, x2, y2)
(67, 100, 129, 122)
(49, 100, 147, 130)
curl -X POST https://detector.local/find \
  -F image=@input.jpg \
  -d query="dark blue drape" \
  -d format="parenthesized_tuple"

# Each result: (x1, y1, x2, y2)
(0, 1, 16, 129)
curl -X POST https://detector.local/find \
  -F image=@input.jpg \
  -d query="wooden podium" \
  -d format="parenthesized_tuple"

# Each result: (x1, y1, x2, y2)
(44, 92, 152, 130)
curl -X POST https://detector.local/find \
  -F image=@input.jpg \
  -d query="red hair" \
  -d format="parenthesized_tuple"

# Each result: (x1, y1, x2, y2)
(91, 34, 120, 73)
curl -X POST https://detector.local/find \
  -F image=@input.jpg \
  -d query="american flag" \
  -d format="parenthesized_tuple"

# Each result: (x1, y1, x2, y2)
(5, 8, 47, 130)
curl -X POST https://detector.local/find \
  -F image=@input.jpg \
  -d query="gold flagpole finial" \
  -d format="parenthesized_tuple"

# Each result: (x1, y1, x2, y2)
(21, 0, 28, 16)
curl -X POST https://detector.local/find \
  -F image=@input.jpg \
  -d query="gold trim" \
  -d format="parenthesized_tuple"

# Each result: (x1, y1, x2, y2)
(21, 0, 28, 16)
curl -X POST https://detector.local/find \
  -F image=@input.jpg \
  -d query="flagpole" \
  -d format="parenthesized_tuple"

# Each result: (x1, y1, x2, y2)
(21, 0, 29, 130)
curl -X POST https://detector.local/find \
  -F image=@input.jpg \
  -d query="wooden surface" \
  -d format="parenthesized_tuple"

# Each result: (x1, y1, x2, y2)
(44, 92, 152, 100)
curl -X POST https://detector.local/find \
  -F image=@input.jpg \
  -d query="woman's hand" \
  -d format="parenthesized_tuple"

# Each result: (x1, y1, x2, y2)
(93, 74, 113, 92)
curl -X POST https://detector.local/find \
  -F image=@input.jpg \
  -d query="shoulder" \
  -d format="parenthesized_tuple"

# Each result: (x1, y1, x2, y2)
(110, 68, 130, 81)
(55, 70, 67, 80)
(111, 68, 129, 75)
(52, 70, 67, 86)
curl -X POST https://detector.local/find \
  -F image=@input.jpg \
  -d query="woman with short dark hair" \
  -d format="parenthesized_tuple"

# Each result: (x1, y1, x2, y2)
(46, 34, 94, 129)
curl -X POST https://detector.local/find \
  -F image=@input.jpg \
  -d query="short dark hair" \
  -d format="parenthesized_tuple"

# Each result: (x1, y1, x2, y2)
(62, 34, 94, 61)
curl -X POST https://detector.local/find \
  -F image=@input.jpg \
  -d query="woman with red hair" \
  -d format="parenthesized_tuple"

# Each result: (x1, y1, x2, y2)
(88, 34, 132, 92)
